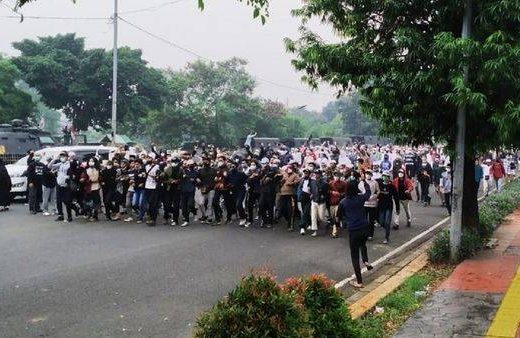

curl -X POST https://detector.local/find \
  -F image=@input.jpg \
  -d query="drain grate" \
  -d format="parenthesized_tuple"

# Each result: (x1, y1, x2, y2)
(504, 245, 520, 256)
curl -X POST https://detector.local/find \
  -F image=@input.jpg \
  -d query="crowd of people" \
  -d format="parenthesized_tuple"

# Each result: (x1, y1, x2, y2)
(2, 138, 518, 287)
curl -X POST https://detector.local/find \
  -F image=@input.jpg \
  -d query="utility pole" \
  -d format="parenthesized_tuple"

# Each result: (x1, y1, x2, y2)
(450, 0, 473, 262)
(111, 0, 118, 146)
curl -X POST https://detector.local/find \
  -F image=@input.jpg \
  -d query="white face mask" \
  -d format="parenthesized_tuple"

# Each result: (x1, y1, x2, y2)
(398, 173, 404, 178)
(89, 161, 95, 167)
(60, 157, 67, 163)
(106, 165, 113, 170)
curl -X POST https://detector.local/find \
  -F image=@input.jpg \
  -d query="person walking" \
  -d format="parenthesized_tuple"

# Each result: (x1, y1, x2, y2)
(363, 169, 380, 240)
(309, 169, 328, 237)
(48, 151, 73, 221)
(377, 171, 399, 244)
(328, 171, 347, 238)
(42, 157, 57, 216)
(417, 159, 433, 206)
(337, 179, 373, 288)
(440, 165, 453, 216)
(278, 164, 300, 231)
(297, 168, 312, 235)
(0, 158, 11, 211)
(392, 169, 414, 229)
(197, 157, 216, 224)
(482, 159, 492, 196)
(490, 158, 506, 192)
(180, 160, 198, 227)
(81, 157, 102, 222)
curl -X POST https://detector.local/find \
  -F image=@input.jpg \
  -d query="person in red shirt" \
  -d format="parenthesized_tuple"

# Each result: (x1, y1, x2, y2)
(490, 158, 506, 191)
(328, 172, 348, 238)
(392, 169, 415, 229)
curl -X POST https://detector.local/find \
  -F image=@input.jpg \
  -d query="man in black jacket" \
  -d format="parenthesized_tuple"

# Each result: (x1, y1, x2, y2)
(26, 154, 45, 214)
(309, 169, 329, 237)
(196, 157, 216, 223)
(101, 160, 118, 220)
(377, 171, 400, 244)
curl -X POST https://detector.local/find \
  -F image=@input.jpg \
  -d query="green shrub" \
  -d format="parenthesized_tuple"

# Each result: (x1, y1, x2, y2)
(429, 179, 520, 263)
(428, 229, 451, 263)
(194, 271, 311, 338)
(195, 272, 361, 338)
(285, 274, 360, 338)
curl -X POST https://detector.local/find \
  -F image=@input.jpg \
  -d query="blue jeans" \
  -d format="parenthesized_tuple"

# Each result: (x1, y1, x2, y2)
(379, 207, 393, 241)
(132, 188, 145, 219)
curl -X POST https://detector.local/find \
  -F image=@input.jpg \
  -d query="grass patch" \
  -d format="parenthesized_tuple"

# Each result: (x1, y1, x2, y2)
(356, 264, 453, 338)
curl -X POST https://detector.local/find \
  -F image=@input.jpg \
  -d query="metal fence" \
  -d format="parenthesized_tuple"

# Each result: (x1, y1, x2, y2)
(0, 154, 25, 165)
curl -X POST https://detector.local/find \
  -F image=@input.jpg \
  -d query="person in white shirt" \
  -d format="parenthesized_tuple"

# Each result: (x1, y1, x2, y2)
(481, 159, 491, 196)
(140, 153, 160, 226)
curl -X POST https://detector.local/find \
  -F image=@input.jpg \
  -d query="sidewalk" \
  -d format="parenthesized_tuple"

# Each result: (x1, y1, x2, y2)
(394, 209, 520, 338)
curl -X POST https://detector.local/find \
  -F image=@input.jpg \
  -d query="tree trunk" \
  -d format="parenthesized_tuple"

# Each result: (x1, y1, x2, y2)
(461, 153, 479, 229)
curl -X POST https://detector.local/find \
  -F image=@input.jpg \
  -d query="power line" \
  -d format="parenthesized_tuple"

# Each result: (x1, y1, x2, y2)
(119, 0, 188, 15)
(118, 16, 331, 97)
(0, 1, 109, 21)
(0, 15, 110, 20)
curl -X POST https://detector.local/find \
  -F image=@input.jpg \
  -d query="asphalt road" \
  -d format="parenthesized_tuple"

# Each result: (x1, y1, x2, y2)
(0, 191, 448, 338)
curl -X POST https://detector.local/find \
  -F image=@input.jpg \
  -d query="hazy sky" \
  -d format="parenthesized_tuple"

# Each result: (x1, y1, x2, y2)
(0, 0, 338, 111)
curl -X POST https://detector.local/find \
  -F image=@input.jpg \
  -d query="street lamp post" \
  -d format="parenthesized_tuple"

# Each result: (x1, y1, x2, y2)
(111, 0, 118, 146)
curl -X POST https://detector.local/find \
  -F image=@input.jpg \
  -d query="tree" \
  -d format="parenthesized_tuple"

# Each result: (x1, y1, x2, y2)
(16, 80, 61, 134)
(12, 33, 166, 131)
(144, 58, 267, 147)
(0, 57, 34, 124)
(285, 1, 520, 231)
(322, 93, 380, 135)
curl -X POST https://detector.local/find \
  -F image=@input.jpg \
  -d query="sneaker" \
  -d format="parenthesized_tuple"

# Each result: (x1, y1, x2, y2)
(348, 280, 364, 289)
(364, 262, 374, 271)
(55, 216, 64, 221)
(311, 231, 318, 237)
(287, 226, 294, 232)
(171, 221, 177, 226)
(244, 222, 251, 228)
(266, 224, 273, 229)
(206, 218, 213, 223)
(383, 239, 389, 244)
(124, 217, 133, 222)
(367, 237, 373, 241)
(63, 219, 69, 223)
(406, 220, 411, 227)
(43, 212, 51, 216)
(300, 228, 305, 235)
(136, 220, 143, 224)
(239, 219, 246, 226)
(66, 217, 72, 223)
(392, 225, 400, 230)
(181, 221, 189, 227)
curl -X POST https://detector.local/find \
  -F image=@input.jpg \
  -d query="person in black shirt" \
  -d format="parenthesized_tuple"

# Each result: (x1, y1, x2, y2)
(377, 171, 400, 244)
(101, 160, 118, 220)
(0, 158, 11, 211)
(42, 157, 57, 215)
(26, 154, 45, 214)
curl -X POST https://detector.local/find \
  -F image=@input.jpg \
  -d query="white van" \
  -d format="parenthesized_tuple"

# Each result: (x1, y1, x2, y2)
(7, 145, 116, 199)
